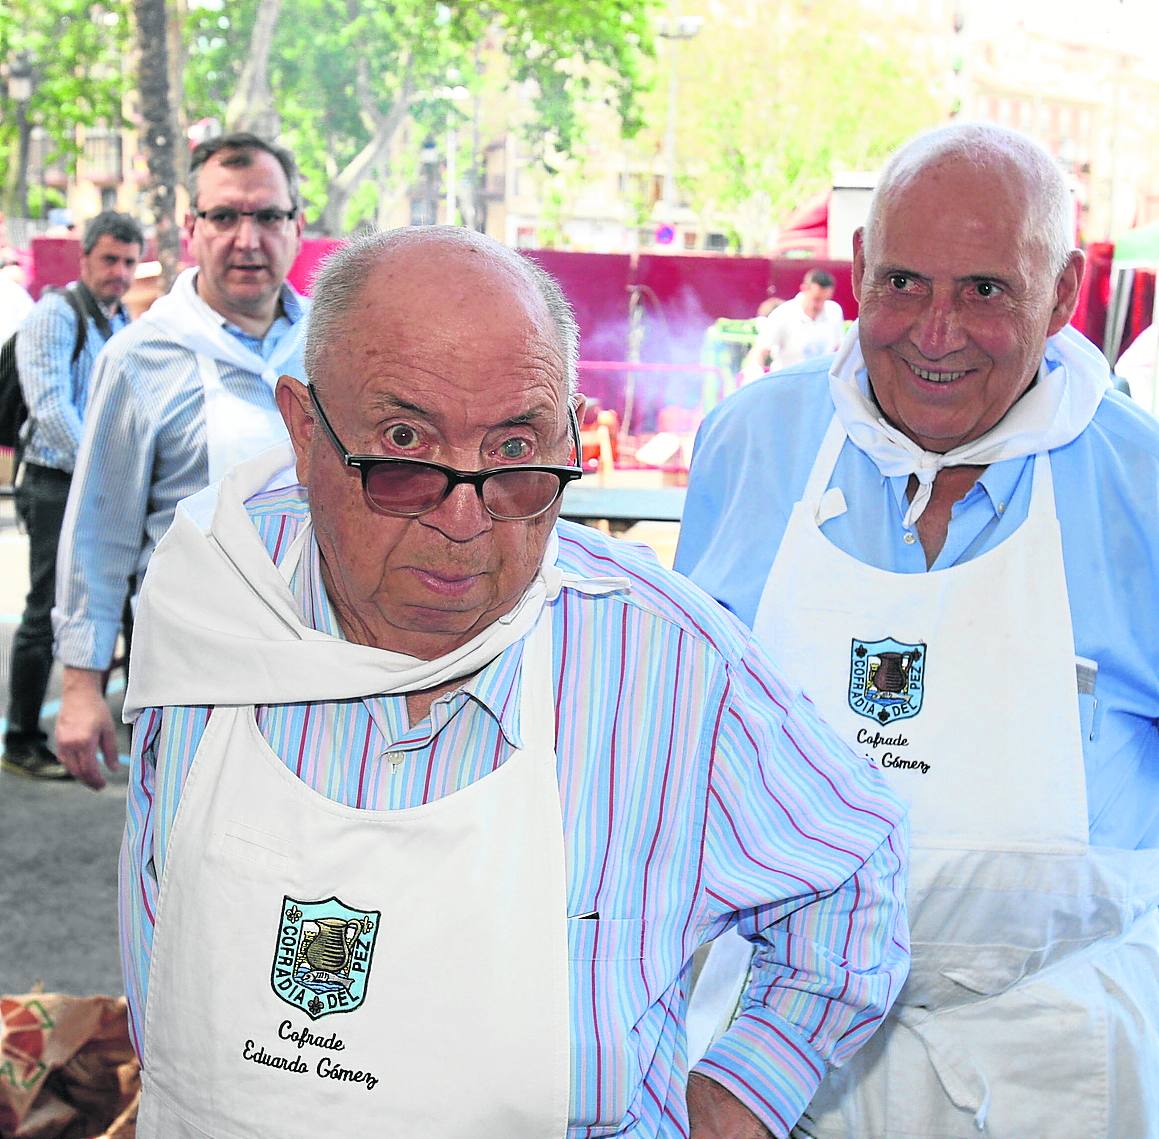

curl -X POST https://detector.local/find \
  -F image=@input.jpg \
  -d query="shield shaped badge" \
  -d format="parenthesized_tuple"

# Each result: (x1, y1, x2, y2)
(848, 637, 926, 724)
(271, 896, 380, 1020)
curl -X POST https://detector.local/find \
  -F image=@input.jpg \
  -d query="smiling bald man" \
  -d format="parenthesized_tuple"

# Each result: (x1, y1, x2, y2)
(678, 122, 1159, 1138)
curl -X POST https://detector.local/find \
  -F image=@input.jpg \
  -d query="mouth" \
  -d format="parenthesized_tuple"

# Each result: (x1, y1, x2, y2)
(906, 361, 969, 384)
(411, 569, 484, 598)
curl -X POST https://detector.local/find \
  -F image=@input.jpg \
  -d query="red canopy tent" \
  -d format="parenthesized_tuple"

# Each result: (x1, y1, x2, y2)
(771, 192, 829, 258)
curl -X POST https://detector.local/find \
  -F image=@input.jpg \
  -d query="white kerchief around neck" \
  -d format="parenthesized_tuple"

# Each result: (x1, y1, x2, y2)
(139, 266, 304, 385)
(828, 322, 1110, 527)
(123, 445, 630, 716)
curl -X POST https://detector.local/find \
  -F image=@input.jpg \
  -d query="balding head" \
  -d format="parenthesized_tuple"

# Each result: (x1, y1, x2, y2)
(851, 123, 1085, 454)
(305, 226, 579, 399)
(276, 225, 582, 661)
(863, 123, 1075, 276)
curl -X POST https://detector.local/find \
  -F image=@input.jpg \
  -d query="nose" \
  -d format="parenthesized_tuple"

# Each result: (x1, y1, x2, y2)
(911, 289, 967, 360)
(418, 482, 493, 542)
(232, 213, 263, 248)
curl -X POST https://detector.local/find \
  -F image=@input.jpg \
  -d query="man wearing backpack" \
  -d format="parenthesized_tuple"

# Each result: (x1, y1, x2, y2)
(2, 210, 143, 779)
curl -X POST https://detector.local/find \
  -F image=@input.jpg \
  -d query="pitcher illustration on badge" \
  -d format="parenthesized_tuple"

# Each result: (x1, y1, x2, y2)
(272, 896, 380, 1020)
(848, 637, 926, 724)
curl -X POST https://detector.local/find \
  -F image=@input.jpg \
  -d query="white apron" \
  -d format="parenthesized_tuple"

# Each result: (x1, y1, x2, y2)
(689, 416, 1159, 1138)
(196, 353, 292, 485)
(137, 578, 571, 1136)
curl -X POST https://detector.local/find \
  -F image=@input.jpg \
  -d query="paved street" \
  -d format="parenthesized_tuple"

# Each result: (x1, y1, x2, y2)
(0, 495, 131, 999)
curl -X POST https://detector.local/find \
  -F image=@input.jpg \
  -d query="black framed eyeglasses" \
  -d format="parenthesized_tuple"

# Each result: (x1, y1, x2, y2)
(193, 207, 298, 232)
(307, 382, 584, 521)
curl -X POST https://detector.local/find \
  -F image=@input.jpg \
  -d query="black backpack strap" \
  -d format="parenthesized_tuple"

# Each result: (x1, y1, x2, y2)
(46, 286, 89, 365)
(70, 280, 114, 342)
(53, 282, 117, 365)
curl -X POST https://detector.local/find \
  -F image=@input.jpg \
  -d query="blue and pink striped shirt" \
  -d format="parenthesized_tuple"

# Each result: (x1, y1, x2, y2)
(120, 496, 909, 1137)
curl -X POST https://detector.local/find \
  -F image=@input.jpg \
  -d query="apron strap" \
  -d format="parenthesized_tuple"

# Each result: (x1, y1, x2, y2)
(1029, 450, 1056, 520)
(894, 1006, 991, 1132)
(196, 352, 220, 395)
(802, 415, 849, 519)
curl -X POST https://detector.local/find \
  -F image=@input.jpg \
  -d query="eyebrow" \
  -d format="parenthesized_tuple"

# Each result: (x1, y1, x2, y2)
(201, 201, 294, 212)
(369, 395, 556, 431)
(877, 265, 1015, 288)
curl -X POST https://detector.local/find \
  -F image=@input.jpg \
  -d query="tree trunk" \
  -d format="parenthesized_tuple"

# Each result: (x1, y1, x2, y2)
(225, 0, 283, 139)
(168, 0, 192, 190)
(133, 0, 181, 288)
(12, 108, 31, 218)
(319, 76, 413, 235)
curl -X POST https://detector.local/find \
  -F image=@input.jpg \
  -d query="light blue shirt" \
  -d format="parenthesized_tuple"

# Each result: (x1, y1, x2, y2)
(675, 357, 1159, 850)
(53, 282, 307, 671)
(15, 284, 130, 472)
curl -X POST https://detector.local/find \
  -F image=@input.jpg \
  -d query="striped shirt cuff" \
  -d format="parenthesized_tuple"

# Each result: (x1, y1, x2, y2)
(53, 615, 118, 672)
(693, 1009, 825, 1139)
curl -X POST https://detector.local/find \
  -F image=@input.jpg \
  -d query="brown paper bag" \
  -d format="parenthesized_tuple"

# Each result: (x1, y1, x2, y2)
(0, 992, 139, 1139)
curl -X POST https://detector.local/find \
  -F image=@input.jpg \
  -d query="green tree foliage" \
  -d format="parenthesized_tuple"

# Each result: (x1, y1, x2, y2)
(183, 0, 657, 233)
(635, 0, 949, 251)
(0, 0, 132, 214)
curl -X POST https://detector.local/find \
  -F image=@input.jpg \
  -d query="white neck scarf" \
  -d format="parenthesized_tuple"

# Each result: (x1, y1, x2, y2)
(828, 322, 1110, 527)
(124, 445, 630, 717)
(140, 267, 306, 385)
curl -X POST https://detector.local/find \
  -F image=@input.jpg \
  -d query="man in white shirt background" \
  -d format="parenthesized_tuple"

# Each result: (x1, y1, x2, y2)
(742, 267, 845, 379)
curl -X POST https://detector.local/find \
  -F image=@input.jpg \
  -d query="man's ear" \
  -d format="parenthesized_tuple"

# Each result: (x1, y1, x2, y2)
(276, 376, 314, 485)
(569, 394, 588, 462)
(1047, 249, 1085, 337)
(852, 227, 867, 304)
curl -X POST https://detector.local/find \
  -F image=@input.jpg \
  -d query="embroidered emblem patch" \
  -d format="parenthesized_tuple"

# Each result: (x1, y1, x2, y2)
(271, 896, 380, 1020)
(848, 637, 926, 724)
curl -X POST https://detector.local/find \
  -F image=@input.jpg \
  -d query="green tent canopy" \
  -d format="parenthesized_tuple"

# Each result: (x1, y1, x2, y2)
(1113, 220, 1159, 263)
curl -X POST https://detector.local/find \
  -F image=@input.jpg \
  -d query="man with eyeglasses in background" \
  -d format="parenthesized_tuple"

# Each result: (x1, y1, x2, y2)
(109, 227, 908, 1138)
(54, 132, 308, 785)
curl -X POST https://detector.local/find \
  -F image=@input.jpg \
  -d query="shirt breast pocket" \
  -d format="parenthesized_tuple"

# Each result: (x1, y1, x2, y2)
(568, 916, 650, 1136)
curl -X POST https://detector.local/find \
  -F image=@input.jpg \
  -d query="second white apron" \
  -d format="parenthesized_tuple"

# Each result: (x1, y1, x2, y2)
(688, 416, 1159, 1137)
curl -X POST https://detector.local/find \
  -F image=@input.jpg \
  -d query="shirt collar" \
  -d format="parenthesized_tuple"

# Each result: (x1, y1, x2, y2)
(883, 450, 1031, 522)
(875, 361, 1046, 524)
(189, 268, 305, 331)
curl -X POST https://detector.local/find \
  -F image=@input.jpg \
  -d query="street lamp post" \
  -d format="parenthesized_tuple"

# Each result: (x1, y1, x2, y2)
(4, 51, 35, 217)
(656, 14, 702, 211)
(419, 137, 439, 225)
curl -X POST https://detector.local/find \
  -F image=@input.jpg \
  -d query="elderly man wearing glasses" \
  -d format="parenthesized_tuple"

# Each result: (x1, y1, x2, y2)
(111, 227, 910, 1139)
(54, 132, 309, 784)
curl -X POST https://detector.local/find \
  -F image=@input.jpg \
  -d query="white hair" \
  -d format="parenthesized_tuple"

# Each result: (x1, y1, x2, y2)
(863, 122, 1075, 276)
(304, 226, 579, 398)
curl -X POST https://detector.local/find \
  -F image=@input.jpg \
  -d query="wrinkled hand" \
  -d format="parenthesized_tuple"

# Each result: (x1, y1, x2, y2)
(688, 1072, 774, 1138)
(56, 667, 120, 790)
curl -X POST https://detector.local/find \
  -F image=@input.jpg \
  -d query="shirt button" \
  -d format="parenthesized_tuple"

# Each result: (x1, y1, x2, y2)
(997, 501, 1006, 514)
(903, 531, 917, 545)
(384, 751, 405, 766)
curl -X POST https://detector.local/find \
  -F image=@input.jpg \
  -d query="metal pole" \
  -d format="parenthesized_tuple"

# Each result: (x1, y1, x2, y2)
(662, 49, 678, 206)
(446, 125, 457, 224)
(656, 16, 702, 210)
